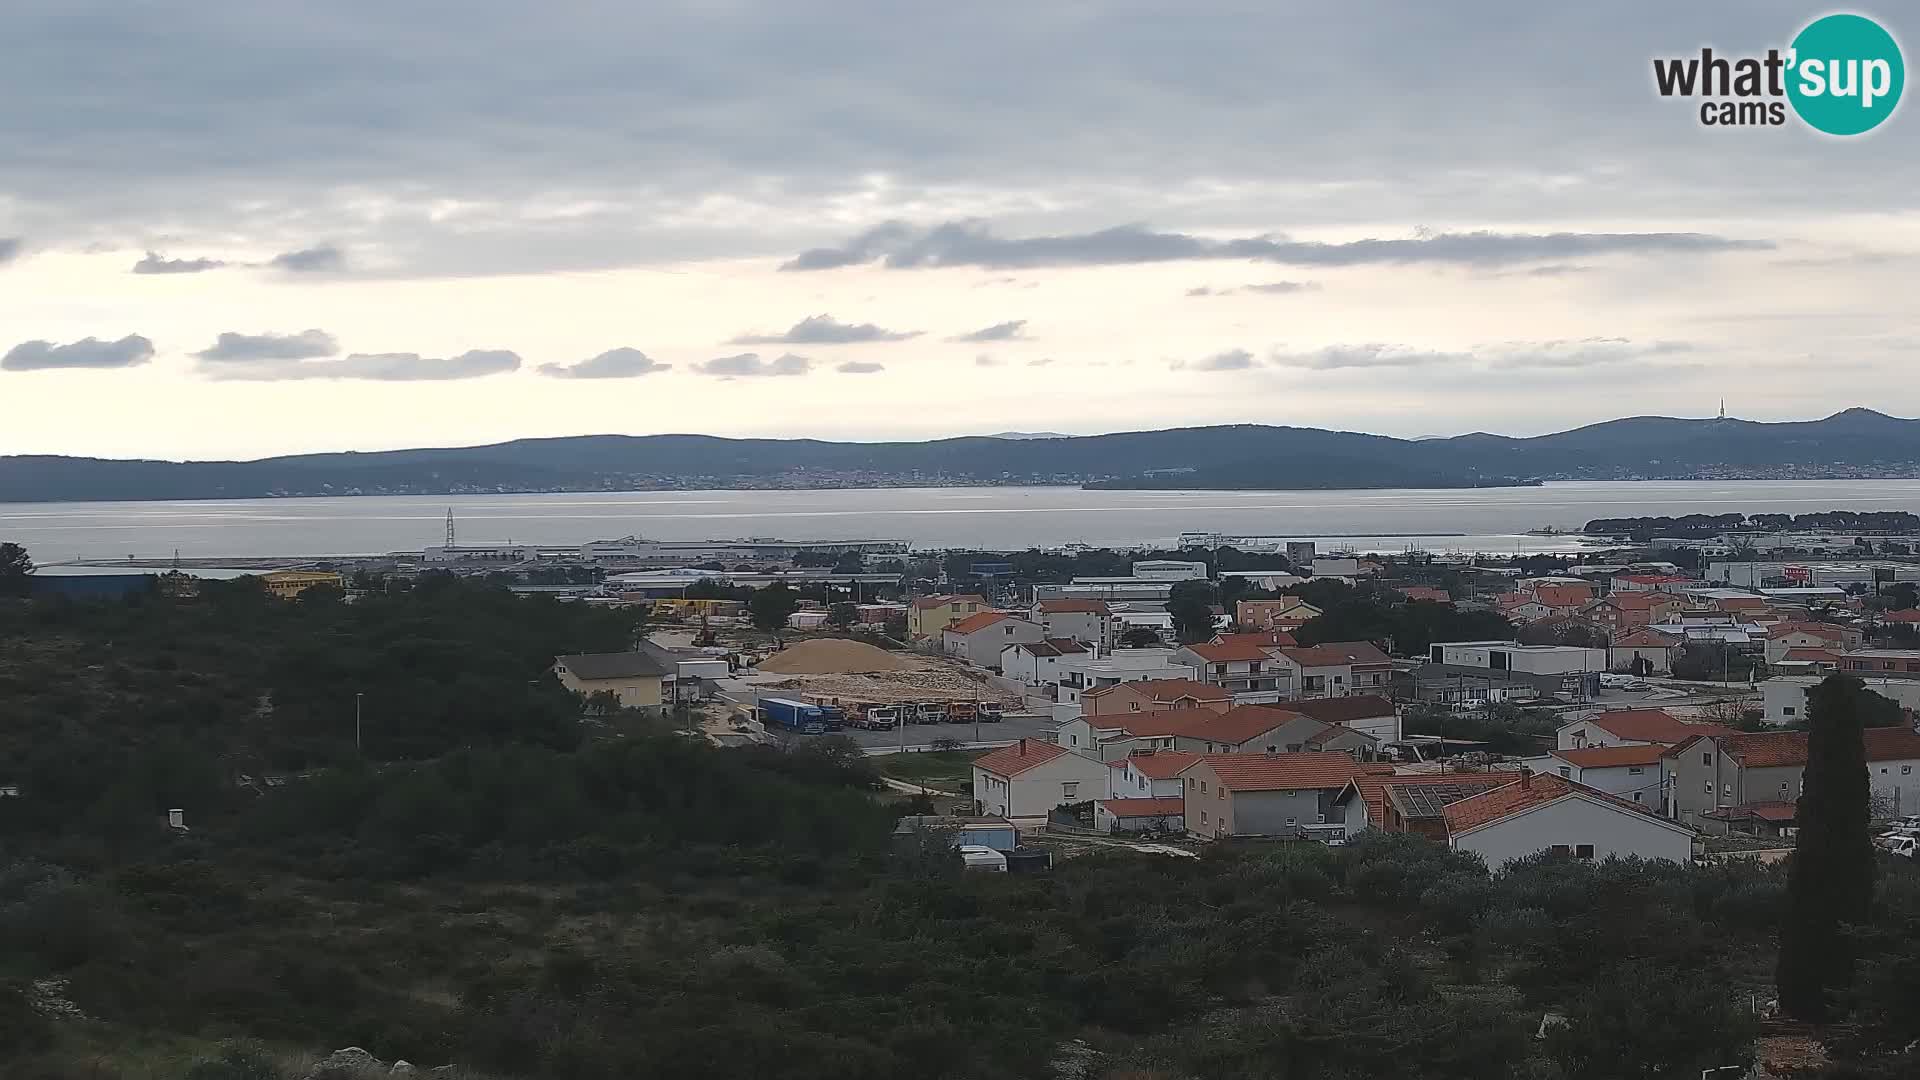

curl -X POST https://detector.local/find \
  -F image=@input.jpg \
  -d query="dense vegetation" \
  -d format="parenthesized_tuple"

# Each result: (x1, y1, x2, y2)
(5, 564, 1920, 1078)
(1583, 511, 1920, 537)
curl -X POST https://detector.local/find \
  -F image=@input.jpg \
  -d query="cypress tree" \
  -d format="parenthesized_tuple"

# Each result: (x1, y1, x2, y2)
(1776, 674, 1877, 1021)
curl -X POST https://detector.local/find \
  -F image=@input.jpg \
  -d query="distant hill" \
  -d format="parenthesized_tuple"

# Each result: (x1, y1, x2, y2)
(982, 431, 1072, 440)
(3, 409, 1918, 502)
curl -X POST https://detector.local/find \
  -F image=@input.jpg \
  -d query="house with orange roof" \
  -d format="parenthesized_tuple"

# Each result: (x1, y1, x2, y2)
(1529, 582, 1595, 612)
(971, 738, 1112, 818)
(942, 611, 1044, 669)
(1235, 597, 1322, 632)
(1081, 677, 1227, 717)
(1441, 771, 1696, 865)
(1094, 796, 1186, 834)
(1612, 573, 1695, 593)
(1880, 608, 1920, 625)
(1278, 641, 1394, 697)
(1266, 694, 1402, 742)
(906, 594, 989, 640)
(1029, 598, 1114, 649)
(1555, 708, 1735, 751)
(1058, 704, 1376, 762)
(1521, 744, 1668, 806)
(1178, 752, 1365, 838)
(1606, 628, 1683, 675)
(1397, 585, 1452, 604)
(1774, 646, 1840, 673)
(1665, 726, 1920, 829)
(1332, 771, 1523, 840)
(1582, 591, 1685, 633)
(999, 638, 1089, 686)
(1172, 639, 1295, 699)
(1106, 749, 1203, 800)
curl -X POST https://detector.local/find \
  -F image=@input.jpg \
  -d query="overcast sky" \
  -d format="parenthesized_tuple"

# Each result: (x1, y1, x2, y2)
(2, 1, 1914, 459)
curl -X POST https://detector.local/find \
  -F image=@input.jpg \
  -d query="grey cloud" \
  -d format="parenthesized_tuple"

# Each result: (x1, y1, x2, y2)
(974, 354, 1001, 367)
(133, 251, 227, 274)
(3, 334, 155, 371)
(269, 245, 346, 273)
(1518, 264, 1591, 277)
(949, 319, 1028, 342)
(730, 314, 921, 345)
(786, 220, 1767, 272)
(1027, 357, 1055, 367)
(1268, 344, 1472, 370)
(1479, 338, 1695, 370)
(693, 352, 813, 378)
(1188, 281, 1317, 296)
(1172, 348, 1258, 372)
(537, 347, 671, 379)
(194, 329, 338, 362)
(205, 349, 520, 381)
(836, 360, 885, 374)
(0, 238, 19, 264)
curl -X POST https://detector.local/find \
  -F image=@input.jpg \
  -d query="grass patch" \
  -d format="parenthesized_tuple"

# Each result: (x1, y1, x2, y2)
(876, 750, 982, 789)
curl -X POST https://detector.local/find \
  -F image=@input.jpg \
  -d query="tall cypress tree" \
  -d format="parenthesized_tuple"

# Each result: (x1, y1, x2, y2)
(1777, 674, 1877, 1021)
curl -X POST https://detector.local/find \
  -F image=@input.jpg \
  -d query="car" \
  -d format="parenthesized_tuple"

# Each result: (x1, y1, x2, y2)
(1886, 836, 1917, 860)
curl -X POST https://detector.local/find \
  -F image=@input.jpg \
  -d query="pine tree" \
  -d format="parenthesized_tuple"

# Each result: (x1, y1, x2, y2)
(1777, 674, 1877, 1021)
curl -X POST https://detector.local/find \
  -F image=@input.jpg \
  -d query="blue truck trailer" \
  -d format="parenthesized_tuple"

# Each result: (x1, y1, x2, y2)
(758, 696, 842, 735)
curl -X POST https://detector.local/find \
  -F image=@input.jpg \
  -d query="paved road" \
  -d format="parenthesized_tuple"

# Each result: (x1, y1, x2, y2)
(843, 714, 1055, 750)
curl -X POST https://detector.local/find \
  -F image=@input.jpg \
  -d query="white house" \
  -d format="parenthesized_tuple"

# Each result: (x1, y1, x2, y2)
(1278, 642, 1394, 698)
(1106, 750, 1202, 799)
(1607, 629, 1682, 676)
(971, 738, 1113, 818)
(1173, 640, 1295, 699)
(1555, 708, 1733, 751)
(1053, 650, 1198, 705)
(942, 612, 1045, 669)
(1442, 772, 1696, 866)
(1520, 744, 1667, 808)
(999, 638, 1089, 686)
(1129, 559, 1208, 581)
(1031, 599, 1114, 649)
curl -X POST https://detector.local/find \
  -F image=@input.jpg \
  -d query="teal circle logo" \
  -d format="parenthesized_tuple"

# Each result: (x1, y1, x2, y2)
(1787, 13, 1904, 135)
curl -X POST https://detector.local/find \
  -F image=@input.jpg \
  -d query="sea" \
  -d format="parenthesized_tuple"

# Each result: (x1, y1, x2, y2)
(7, 480, 1920, 566)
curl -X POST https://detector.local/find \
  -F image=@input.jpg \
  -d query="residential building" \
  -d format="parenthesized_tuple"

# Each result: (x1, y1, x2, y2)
(1106, 749, 1203, 799)
(1664, 727, 1920, 827)
(1058, 654, 1202, 706)
(972, 738, 1113, 818)
(1682, 588, 1775, 617)
(1081, 676, 1226, 716)
(1179, 752, 1366, 839)
(1878, 608, 1920, 626)
(1311, 557, 1362, 578)
(1394, 663, 1562, 705)
(1840, 649, 1920, 680)
(1334, 771, 1521, 839)
(1428, 640, 1606, 698)
(1059, 705, 1374, 762)
(1397, 586, 1452, 604)
(1608, 629, 1683, 675)
(1762, 621, 1864, 663)
(1235, 598, 1322, 632)
(1581, 592, 1684, 633)
(1612, 573, 1694, 593)
(1761, 674, 1920, 726)
(943, 612, 1044, 669)
(1442, 772, 1696, 865)
(1212, 629, 1298, 650)
(1095, 797, 1186, 833)
(258, 569, 345, 599)
(1271, 694, 1402, 742)
(1528, 582, 1595, 611)
(1278, 641, 1394, 698)
(1056, 708, 1221, 761)
(1773, 647, 1841, 676)
(1173, 640, 1294, 699)
(553, 647, 675, 708)
(999, 638, 1089, 686)
(1522, 744, 1668, 806)
(1031, 599, 1114, 649)
(907, 594, 989, 640)
(1495, 596, 1557, 623)
(1130, 559, 1208, 581)
(1557, 708, 1734, 751)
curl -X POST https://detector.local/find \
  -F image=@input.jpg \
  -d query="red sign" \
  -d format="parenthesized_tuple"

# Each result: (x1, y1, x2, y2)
(1784, 565, 1811, 582)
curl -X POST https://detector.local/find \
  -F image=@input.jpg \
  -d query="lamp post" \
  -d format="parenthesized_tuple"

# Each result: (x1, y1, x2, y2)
(355, 692, 364, 753)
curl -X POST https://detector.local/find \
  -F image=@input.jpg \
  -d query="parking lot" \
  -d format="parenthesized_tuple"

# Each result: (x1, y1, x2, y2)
(843, 713, 1056, 752)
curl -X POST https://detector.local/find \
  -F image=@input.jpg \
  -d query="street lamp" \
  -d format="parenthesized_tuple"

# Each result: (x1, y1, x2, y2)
(354, 692, 364, 753)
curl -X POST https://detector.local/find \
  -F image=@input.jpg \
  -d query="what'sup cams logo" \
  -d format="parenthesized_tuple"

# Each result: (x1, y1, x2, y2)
(1654, 12, 1904, 134)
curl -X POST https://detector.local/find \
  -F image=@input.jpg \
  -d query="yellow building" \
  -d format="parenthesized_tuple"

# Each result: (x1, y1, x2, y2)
(906, 593, 989, 640)
(258, 570, 345, 599)
(553, 648, 675, 709)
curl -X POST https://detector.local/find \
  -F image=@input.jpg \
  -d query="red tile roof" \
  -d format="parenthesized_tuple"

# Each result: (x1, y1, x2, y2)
(1085, 678, 1229, 703)
(1099, 796, 1185, 818)
(1882, 609, 1920, 624)
(1340, 771, 1521, 827)
(1213, 630, 1299, 649)
(1188, 705, 1310, 745)
(1398, 586, 1452, 603)
(1010, 638, 1088, 658)
(1305, 725, 1372, 747)
(1189, 752, 1361, 792)
(1442, 772, 1668, 834)
(1616, 574, 1692, 585)
(1094, 707, 1222, 738)
(1037, 599, 1111, 615)
(1781, 647, 1839, 663)
(912, 593, 986, 610)
(1611, 629, 1681, 648)
(1281, 641, 1392, 668)
(1533, 584, 1594, 608)
(945, 611, 1011, 635)
(1767, 621, 1853, 640)
(973, 738, 1073, 778)
(1551, 744, 1669, 769)
(1578, 708, 1735, 745)
(1118, 750, 1202, 778)
(1184, 640, 1278, 662)
(1597, 592, 1682, 611)
(1866, 727, 1920, 763)
(1266, 694, 1397, 725)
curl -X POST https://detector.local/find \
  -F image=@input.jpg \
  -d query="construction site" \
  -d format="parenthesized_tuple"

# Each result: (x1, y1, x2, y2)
(742, 638, 1023, 713)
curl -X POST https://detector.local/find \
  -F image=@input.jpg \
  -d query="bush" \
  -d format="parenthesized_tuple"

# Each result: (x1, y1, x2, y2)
(0, 980, 55, 1055)
(184, 1041, 282, 1080)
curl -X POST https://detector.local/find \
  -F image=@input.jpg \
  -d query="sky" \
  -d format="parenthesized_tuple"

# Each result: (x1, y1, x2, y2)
(1, 1, 1916, 460)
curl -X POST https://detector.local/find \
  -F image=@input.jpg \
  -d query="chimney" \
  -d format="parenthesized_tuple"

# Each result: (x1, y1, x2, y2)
(1519, 767, 1532, 790)
(1018, 738, 1027, 757)
(167, 808, 186, 830)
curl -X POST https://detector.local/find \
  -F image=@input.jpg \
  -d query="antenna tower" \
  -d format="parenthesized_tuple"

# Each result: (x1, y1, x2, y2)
(445, 508, 456, 548)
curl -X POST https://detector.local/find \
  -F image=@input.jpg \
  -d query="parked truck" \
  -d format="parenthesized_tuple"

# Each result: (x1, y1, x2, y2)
(914, 701, 950, 725)
(759, 696, 839, 735)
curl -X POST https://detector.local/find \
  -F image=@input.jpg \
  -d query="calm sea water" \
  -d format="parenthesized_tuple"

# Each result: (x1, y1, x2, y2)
(6, 480, 1920, 564)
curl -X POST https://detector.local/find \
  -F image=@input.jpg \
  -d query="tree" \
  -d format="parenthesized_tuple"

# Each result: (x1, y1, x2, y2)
(0, 542, 31, 597)
(1166, 580, 1217, 644)
(1777, 674, 1877, 1021)
(827, 602, 858, 630)
(882, 614, 908, 642)
(1119, 626, 1163, 648)
(749, 581, 800, 633)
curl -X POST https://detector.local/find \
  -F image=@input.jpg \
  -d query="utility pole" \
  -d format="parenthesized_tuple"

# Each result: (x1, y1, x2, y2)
(355, 692, 364, 752)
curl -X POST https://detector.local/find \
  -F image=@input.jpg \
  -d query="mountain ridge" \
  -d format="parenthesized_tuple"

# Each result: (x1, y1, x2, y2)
(2, 409, 1917, 503)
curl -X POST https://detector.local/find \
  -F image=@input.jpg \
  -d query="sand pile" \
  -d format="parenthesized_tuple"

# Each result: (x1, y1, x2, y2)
(757, 638, 912, 675)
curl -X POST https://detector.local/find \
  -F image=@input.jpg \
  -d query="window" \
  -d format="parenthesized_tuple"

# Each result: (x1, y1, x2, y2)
(1704, 781, 1713, 795)
(1628, 766, 1643, 775)
(1780, 781, 1790, 794)
(1723, 783, 1732, 798)
(1701, 752, 1712, 766)
(1200, 810, 1208, 825)
(1633, 791, 1643, 803)
(1200, 780, 1208, 793)
(1551, 844, 1571, 855)
(1187, 777, 1195, 789)
(1783, 707, 1796, 716)
(1062, 783, 1078, 799)
(1285, 817, 1296, 827)
(1557, 766, 1571, 778)
(1129, 702, 1139, 711)
(1575, 844, 1595, 860)
(1905, 766, 1913, 775)
(1069, 734, 1077, 746)
(1217, 788, 1224, 800)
